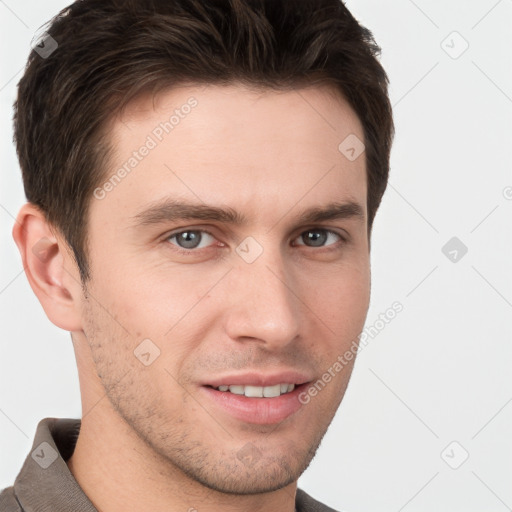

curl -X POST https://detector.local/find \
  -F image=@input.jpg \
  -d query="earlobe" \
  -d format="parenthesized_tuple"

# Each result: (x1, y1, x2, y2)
(11, 202, 84, 332)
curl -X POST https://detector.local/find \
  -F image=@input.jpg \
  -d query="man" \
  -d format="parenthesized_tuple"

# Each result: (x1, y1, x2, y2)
(1, 0, 393, 510)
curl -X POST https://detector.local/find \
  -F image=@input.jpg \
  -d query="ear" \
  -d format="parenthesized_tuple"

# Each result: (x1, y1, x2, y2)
(12, 202, 84, 332)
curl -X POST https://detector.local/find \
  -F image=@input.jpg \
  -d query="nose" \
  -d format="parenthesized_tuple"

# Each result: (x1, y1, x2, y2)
(223, 242, 302, 350)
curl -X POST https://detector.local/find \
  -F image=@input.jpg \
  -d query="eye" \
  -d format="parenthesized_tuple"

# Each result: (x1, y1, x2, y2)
(166, 229, 216, 251)
(163, 227, 346, 255)
(293, 228, 345, 248)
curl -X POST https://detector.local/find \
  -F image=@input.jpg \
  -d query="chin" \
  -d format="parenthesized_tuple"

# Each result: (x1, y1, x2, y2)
(164, 438, 322, 495)
(188, 461, 300, 495)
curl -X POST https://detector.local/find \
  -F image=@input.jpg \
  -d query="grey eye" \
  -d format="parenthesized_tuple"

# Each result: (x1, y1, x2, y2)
(167, 230, 215, 250)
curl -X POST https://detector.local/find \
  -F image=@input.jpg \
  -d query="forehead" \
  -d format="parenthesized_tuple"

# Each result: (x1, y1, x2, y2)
(92, 82, 367, 227)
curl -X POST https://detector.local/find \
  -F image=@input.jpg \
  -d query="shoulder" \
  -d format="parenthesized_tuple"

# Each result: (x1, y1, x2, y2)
(296, 487, 343, 512)
(0, 486, 22, 511)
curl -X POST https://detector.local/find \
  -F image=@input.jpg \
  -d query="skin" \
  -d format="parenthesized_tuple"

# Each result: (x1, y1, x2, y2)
(13, 82, 370, 512)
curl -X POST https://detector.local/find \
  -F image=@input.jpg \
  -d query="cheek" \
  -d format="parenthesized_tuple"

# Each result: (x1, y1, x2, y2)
(89, 258, 177, 333)
(307, 262, 370, 339)
(87, 264, 212, 378)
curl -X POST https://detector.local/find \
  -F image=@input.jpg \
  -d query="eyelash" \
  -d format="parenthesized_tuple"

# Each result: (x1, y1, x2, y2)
(164, 227, 347, 256)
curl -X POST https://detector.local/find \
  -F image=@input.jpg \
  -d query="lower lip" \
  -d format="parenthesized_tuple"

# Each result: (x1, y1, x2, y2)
(200, 384, 309, 425)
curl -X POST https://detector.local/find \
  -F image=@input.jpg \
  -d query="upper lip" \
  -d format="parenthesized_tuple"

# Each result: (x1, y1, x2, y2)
(203, 371, 313, 388)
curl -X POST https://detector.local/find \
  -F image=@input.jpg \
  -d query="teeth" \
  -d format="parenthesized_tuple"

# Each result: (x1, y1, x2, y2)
(244, 385, 263, 398)
(263, 384, 281, 398)
(217, 383, 296, 397)
(228, 385, 245, 395)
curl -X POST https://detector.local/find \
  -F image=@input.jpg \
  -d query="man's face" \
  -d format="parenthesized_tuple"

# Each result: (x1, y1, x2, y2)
(78, 83, 370, 493)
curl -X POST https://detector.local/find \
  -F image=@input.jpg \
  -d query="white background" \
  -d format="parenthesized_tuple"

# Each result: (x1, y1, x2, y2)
(1, 1, 511, 511)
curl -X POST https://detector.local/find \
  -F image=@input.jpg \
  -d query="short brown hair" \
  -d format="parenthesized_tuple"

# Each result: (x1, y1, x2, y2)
(14, 0, 394, 283)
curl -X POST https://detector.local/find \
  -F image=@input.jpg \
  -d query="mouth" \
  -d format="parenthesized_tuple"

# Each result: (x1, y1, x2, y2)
(200, 374, 313, 425)
(206, 383, 297, 398)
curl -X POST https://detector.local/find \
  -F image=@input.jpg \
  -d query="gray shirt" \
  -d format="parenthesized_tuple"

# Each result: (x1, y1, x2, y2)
(0, 418, 340, 512)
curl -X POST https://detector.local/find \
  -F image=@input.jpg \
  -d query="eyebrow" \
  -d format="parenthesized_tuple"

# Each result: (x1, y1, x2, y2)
(130, 197, 365, 228)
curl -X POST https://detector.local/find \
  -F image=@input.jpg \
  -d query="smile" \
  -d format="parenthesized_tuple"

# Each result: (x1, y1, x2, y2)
(211, 383, 296, 398)
(201, 382, 311, 425)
